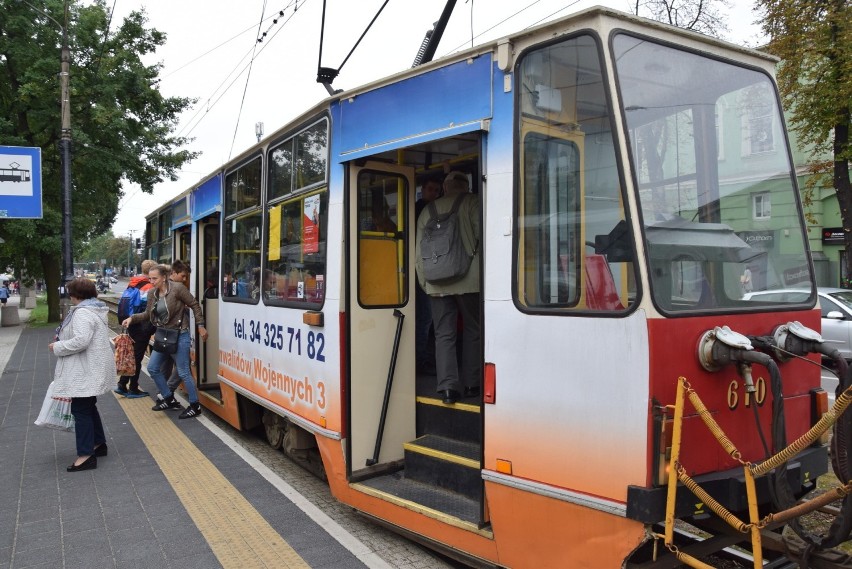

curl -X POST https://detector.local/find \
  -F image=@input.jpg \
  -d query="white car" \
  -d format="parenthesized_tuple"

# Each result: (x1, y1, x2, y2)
(743, 287, 852, 360)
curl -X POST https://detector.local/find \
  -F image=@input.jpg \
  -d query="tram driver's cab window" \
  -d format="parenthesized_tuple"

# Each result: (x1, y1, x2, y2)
(515, 34, 637, 313)
(613, 34, 812, 312)
(223, 157, 262, 302)
(263, 119, 329, 308)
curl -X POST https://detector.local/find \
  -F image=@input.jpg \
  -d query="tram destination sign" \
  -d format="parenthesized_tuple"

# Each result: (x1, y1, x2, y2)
(0, 146, 42, 219)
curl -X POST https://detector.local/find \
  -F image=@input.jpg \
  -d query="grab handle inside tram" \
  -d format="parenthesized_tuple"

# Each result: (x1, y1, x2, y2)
(366, 309, 405, 467)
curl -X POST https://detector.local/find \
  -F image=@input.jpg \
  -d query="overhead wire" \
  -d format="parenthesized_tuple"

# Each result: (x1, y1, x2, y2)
(177, 0, 307, 140)
(228, 0, 269, 160)
(440, 0, 577, 58)
(90, 0, 118, 80)
(523, 1, 580, 29)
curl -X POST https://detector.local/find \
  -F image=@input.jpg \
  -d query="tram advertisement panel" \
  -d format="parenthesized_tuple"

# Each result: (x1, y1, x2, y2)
(303, 194, 320, 254)
(217, 302, 339, 432)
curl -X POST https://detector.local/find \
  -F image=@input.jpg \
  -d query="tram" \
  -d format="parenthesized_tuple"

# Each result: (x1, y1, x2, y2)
(143, 7, 852, 567)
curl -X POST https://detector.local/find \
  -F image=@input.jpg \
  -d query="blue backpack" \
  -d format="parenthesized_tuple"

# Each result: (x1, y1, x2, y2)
(117, 282, 147, 321)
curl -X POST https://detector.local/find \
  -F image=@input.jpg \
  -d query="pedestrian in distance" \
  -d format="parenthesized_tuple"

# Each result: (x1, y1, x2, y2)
(115, 259, 157, 398)
(122, 264, 208, 419)
(0, 282, 8, 306)
(49, 277, 115, 472)
(415, 170, 481, 405)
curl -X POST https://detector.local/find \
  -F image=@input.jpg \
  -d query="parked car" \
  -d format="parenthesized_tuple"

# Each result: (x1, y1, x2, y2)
(743, 287, 852, 360)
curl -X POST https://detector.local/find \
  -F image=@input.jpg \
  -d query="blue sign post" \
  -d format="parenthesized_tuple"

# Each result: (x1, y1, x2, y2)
(0, 146, 43, 219)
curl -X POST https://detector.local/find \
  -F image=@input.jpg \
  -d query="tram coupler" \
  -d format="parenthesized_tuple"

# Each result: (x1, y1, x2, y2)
(770, 321, 824, 362)
(698, 326, 754, 372)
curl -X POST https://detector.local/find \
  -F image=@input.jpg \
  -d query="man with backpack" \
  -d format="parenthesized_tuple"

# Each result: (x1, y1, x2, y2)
(415, 171, 481, 405)
(115, 259, 157, 397)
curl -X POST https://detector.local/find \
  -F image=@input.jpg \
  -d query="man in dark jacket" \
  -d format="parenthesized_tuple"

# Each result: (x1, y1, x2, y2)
(415, 171, 481, 405)
(115, 259, 156, 397)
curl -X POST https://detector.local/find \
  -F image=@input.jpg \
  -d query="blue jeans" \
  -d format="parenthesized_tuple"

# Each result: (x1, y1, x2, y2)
(70, 396, 105, 457)
(147, 330, 198, 404)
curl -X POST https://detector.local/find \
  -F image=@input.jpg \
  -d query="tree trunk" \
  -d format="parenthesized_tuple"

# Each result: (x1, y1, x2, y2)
(41, 252, 62, 323)
(837, 111, 851, 287)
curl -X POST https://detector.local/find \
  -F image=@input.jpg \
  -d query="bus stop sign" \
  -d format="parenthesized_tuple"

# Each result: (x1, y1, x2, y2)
(0, 146, 42, 219)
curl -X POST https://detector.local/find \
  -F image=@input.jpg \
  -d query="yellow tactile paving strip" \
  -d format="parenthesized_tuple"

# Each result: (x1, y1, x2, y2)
(116, 394, 310, 569)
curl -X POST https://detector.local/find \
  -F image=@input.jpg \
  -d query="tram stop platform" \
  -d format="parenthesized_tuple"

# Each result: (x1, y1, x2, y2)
(0, 295, 398, 569)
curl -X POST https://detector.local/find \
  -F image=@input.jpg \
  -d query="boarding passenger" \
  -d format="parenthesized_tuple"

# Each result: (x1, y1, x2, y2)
(166, 260, 198, 393)
(115, 259, 156, 397)
(49, 278, 115, 471)
(121, 265, 208, 419)
(414, 176, 443, 374)
(415, 171, 481, 405)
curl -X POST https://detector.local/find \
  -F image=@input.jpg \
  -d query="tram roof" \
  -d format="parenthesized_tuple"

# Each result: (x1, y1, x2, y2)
(215, 5, 779, 179)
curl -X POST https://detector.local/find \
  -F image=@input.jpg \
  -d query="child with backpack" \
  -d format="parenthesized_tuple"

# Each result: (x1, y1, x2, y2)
(115, 260, 157, 397)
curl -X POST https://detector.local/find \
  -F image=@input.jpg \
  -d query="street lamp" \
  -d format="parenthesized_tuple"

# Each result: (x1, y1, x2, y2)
(16, 0, 73, 292)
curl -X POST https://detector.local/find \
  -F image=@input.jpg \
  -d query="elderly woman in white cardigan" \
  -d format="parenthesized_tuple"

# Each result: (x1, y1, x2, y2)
(49, 278, 116, 472)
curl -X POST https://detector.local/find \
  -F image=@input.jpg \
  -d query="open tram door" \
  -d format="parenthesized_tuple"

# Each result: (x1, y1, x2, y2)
(347, 161, 417, 474)
(196, 215, 220, 390)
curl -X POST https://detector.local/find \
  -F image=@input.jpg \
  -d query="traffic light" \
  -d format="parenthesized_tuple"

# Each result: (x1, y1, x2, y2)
(135, 238, 141, 249)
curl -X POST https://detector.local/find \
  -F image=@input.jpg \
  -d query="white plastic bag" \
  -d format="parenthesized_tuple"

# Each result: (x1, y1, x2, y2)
(34, 381, 75, 432)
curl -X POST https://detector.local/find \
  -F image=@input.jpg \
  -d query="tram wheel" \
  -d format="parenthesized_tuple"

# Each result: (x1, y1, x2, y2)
(262, 410, 285, 449)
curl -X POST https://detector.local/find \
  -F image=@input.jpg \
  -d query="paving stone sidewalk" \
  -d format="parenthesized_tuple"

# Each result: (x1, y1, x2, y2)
(0, 306, 368, 569)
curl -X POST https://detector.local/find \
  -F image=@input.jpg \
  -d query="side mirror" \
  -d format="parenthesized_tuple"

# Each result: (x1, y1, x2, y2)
(826, 311, 845, 320)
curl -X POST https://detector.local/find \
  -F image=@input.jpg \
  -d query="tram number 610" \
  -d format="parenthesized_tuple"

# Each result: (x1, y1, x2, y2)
(727, 377, 767, 410)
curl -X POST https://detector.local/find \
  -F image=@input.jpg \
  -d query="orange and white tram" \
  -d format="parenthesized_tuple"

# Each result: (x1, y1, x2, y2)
(146, 8, 852, 567)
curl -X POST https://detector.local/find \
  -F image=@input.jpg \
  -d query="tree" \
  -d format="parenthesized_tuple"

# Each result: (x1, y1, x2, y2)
(755, 0, 851, 284)
(0, 0, 197, 320)
(632, 0, 731, 37)
(78, 232, 135, 273)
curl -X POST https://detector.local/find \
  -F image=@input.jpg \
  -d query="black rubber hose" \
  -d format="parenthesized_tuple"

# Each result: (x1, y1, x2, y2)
(815, 344, 852, 548)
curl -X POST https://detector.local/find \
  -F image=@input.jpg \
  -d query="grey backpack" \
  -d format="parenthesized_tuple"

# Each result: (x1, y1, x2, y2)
(420, 193, 476, 284)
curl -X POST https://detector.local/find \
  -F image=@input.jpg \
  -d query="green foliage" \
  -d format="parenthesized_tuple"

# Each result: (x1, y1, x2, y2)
(78, 231, 137, 267)
(757, 0, 851, 278)
(758, 0, 851, 165)
(0, 0, 198, 319)
(28, 295, 52, 328)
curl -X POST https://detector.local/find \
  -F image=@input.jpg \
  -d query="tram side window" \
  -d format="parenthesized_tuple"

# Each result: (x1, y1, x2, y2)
(264, 190, 328, 307)
(357, 171, 407, 307)
(268, 119, 328, 201)
(223, 158, 263, 303)
(295, 121, 327, 189)
(516, 34, 636, 312)
(224, 157, 261, 218)
(223, 212, 262, 301)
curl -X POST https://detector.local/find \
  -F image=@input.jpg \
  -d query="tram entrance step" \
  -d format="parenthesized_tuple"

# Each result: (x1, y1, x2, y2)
(415, 396, 480, 443)
(358, 470, 480, 525)
(403, 434, 481, 501)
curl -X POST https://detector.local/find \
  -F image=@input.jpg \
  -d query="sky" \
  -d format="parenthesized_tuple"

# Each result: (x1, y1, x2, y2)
(107, 0, 766, 239)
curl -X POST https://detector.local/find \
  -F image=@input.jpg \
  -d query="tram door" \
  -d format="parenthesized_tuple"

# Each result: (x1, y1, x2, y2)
(197, 218, 220, 388)
(348, 162, 417, 471)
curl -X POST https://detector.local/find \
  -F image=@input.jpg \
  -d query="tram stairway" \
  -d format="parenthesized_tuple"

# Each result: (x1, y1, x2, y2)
(359, 371, 483, 525)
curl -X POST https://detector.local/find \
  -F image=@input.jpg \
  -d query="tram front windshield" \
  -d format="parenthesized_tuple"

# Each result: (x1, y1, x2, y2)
(613, 34, 813, 313)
